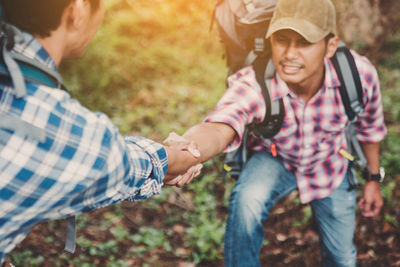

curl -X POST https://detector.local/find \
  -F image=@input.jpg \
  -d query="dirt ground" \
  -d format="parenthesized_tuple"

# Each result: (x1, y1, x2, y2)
(9, 176, 400, 267)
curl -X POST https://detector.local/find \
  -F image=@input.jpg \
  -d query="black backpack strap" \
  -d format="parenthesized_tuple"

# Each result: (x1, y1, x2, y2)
(222, 54, 284, 180)
(249, 55, 284, 138)
(330, 42, 364, 121)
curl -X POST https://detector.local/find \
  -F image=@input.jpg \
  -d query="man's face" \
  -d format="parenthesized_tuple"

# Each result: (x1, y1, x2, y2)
(270, 29, 328, 91)
(69, 0, 105, 58)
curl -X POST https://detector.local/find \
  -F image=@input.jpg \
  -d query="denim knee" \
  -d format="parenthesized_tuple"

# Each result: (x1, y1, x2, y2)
(312, 174, 357, 267)
(228, 184, 268, 225)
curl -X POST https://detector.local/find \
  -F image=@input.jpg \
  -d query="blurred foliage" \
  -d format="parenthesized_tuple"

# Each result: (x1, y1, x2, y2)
(61, 0, 226, 138)
(9, 0, 400, 265)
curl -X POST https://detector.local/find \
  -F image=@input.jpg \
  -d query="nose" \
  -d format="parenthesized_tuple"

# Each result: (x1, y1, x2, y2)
(284, 42, 298, 60)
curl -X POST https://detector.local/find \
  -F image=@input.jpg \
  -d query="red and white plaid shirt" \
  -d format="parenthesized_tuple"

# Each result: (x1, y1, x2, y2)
(205, 50, 387, 203)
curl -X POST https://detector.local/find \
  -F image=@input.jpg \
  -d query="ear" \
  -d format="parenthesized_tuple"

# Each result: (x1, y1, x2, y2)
(325, 36, 340, 58)
(62, 0, 85, 32)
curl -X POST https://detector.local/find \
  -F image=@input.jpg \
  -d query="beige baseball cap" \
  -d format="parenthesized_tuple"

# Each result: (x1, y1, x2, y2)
(266, 0, 337, 43)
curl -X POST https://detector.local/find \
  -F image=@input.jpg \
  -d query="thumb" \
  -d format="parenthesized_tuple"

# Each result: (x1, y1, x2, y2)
(358, 198, 366, 210)
(187, 141, 201, 158)
(362, 200, 372, 215)
(164, 132, 183, 145)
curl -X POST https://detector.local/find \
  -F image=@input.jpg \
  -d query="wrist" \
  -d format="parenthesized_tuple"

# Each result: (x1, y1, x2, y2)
(363, 167, 385, 183)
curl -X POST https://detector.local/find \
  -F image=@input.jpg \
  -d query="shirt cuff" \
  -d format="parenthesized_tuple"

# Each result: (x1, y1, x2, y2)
(124, 135, 168, 200)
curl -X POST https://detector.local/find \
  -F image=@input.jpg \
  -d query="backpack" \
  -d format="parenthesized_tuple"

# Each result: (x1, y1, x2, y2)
(213, 0, 278, 76)
(212, 0, 368, 181)
(0, 21, 76, 254)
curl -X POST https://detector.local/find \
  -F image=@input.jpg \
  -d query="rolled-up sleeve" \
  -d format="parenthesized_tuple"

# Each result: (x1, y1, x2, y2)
(353, 52, 387, 143)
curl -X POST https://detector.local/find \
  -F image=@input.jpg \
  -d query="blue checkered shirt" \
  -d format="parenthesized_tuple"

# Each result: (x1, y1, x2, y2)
(0, 33, 168, 263)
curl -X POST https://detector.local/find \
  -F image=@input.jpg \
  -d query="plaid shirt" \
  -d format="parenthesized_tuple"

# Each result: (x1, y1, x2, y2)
(206, 50, 386, 204)
(0, 33, 168, 263)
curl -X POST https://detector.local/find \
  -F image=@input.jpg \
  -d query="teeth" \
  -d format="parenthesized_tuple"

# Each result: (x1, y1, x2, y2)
(281, 64, 301, 74)
(283, 63, 301, 68)
(284, 65, 300, 70)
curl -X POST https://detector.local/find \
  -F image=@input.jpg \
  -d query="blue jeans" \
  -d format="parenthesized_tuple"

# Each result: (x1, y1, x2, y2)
(224, 151, 357, 267)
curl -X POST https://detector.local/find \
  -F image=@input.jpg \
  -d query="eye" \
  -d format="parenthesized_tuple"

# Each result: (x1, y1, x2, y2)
(274, 35, 288, 44)
(297, 38, 311, 46)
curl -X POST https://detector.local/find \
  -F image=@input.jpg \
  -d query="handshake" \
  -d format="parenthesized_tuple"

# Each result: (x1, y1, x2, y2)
(162, 132, 203, 187)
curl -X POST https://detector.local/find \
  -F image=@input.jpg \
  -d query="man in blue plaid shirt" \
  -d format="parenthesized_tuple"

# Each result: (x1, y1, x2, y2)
(0, 0, 202, 264)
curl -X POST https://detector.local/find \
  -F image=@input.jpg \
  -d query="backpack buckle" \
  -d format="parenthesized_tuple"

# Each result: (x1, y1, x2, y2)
(254, 38, 264, 54)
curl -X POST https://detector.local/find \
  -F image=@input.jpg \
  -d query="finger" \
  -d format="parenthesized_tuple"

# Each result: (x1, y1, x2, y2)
(186, 169, 196, 185)
(164, 175, 182, 186)
(164, 132, 187, 146)
(186, 173, 197, 185)
(370, 201, 383, 217)
(176, 177, 187, 188)
(167, 132, 180, 140)
(362, 201, 373, 217)
(176, 171, 193, 187)
(163, 134, 174, 146)
(186, 164, 203, 184)
(358, 199, 365, 209)
(363, 211, 375, 217)
(163, 132, 176, 145)
(164, 179, 179, 186)
(187, 141, 201, 157)
(178, 164, 201, 186)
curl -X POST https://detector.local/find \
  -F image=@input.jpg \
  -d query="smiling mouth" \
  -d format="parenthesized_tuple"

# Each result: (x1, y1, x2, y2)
(280, 62, 303, 74)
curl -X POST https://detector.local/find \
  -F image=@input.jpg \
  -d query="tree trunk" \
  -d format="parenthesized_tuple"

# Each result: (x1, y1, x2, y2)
(334, 0, 400, 56)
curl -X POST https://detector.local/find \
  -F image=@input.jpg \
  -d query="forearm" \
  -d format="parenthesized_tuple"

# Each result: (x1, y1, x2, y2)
(359, 141, 384, 217)
(183, 122, 236, 162)
(361, 142, 381, 174)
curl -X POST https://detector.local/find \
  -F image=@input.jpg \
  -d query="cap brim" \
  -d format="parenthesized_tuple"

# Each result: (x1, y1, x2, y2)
(266, 17, 330, 43)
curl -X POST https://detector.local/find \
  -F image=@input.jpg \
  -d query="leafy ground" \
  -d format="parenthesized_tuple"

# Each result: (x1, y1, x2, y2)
(7, 0, 400, 266)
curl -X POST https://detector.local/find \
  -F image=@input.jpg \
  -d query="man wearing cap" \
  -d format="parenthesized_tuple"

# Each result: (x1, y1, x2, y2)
(164, 0, 387, 265)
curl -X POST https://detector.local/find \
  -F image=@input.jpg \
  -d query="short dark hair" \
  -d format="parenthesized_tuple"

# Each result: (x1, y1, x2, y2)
(324, 33, 335, 44)
(1, 0, 101, 38)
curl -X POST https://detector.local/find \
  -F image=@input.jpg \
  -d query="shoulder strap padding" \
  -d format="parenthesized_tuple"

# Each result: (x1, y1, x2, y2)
(331, 42, 367, 169)
(0, 51, 65, 90)
(330, 42, 364, 121)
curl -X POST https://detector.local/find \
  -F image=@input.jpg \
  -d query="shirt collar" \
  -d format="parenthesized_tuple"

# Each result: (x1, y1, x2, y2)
(269, 57, 341, 101)
(13, 32, 58, 73)
(324, 57, 341, 89)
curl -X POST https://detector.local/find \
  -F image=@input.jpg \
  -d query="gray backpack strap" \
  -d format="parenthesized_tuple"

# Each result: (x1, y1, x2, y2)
(331, 42, 367, 172)
(10, 51, 64, 88)
(345, 123, 367, 169)
(1, 24, 26, 98)
(64, 216, 77, 253)
(331, 42, 364, 121)
(0, 25, 47, 142)
(0, 113, 46, 142)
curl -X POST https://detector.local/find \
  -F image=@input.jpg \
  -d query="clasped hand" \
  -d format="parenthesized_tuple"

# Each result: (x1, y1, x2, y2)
(163, 132, 202, 187)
